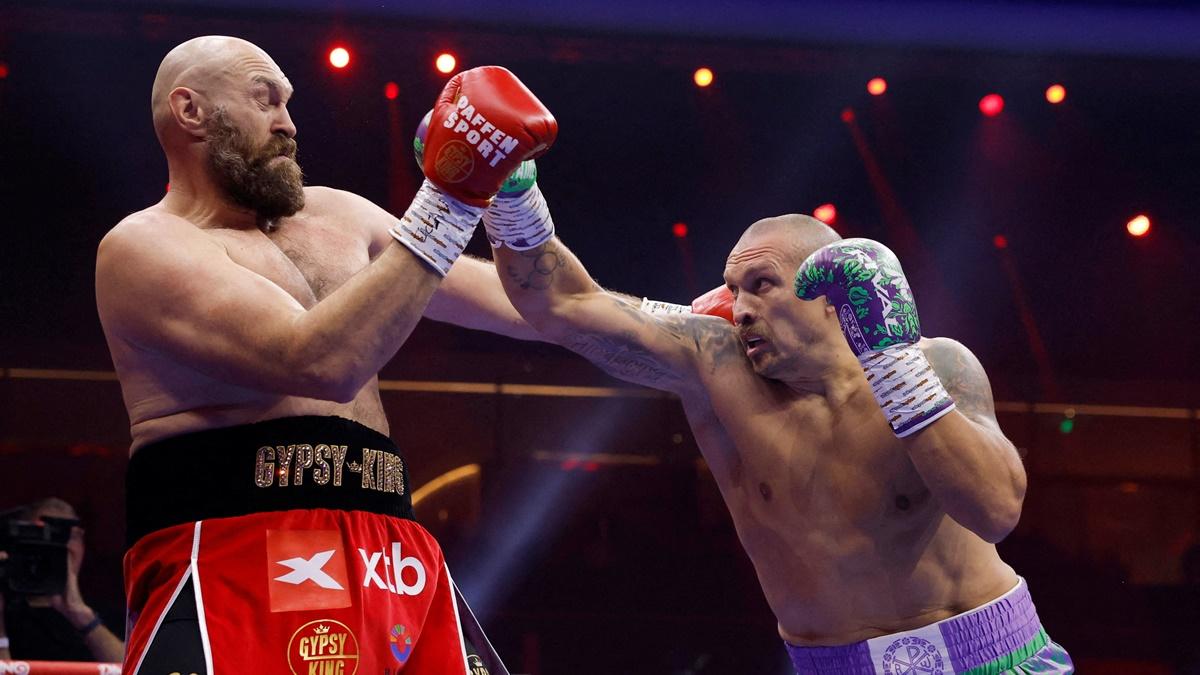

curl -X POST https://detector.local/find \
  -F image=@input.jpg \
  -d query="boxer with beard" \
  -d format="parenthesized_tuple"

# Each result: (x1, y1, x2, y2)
(95, 36, 556, 674)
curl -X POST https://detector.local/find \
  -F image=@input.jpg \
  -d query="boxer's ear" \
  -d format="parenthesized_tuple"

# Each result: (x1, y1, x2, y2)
(168, 87, 207, 138)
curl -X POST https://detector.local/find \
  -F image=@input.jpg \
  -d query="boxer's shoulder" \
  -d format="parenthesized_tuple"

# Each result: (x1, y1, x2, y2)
(919, 337, 998, 424)
(99, 207, 217, 269)
(297, 185, 395, 253)
(107, 205, 199, 237)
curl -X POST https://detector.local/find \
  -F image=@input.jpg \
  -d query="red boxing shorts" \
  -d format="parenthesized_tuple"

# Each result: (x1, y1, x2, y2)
(123, 416, 505, 675)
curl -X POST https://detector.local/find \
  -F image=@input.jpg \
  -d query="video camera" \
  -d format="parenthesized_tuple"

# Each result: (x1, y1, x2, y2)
(0, 507, 78, 596)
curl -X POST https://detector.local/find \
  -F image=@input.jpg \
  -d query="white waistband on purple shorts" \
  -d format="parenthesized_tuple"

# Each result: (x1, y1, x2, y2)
(786, 578, 1046, 674)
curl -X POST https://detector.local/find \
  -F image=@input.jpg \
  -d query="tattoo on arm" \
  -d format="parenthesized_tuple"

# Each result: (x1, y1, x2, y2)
(505, 243, 570, 290)
(925, 340, 999, 426)
(563, 331, 680, 385)
(560, 296, 743, 387)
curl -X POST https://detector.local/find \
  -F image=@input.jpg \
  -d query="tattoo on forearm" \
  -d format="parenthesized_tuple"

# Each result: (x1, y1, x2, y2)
(505, 243, 569, 290)
(608, 296, 743, 374)
(563, 331, 679, 384)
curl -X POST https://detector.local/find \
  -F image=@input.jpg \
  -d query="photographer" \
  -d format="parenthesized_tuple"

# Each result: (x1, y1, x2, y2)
(0, 498, 123, 662)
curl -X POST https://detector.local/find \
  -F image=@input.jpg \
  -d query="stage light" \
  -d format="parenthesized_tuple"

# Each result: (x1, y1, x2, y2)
(840, 107, 856, 123)
(1127, 214, 1151, 237)
(1045, 84, 1066, 104)
(0, 62, 8, 80)
(328, 47, 350, 70)
(384, 81, 399, 100)
(813, 203, 837, 224)
(979, 94, 1004, 117)
(1059, 408, 1075, 434)
(165, 182, 170, 193)
(867, 77, 887, 96)
(672, 222, 688, 238)
(435, 52, 457, 74)
(992, 234, 1008, 249)
(693, 67, 714, 88)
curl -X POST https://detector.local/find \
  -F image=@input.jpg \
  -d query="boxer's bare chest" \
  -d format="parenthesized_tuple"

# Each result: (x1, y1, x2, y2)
(208, 213, 371, 307)
(700, 384, 934, 545)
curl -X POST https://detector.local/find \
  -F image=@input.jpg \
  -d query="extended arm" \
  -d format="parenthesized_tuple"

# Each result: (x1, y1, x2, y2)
(425, 255, 544, 341)
(908, 338, 1027, 543)
(492, 236, 737, 393)
(334, 188, 542, 342)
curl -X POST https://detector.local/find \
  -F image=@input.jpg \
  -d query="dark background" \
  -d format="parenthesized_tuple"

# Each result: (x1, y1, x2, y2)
(1, 1, 1198, 672)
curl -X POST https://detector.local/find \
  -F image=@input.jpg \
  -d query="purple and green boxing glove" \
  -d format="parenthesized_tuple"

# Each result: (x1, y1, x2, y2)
(794, 238, 955, 437)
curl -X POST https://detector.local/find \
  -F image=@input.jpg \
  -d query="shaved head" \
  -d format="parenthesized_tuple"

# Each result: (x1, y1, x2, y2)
(151, 36, 303, 220)
(732, 214, 842, 264)
(151, 35, 286, 145)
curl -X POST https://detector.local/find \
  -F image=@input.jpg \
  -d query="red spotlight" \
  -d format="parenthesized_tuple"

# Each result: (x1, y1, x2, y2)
(1127, 214, 1151, 237)
(813, 203, 837, 224)
(693, 67, 714, 88)
(435, 52, 457, 74)
(328, 47, 350, 70)
(840, 107, 856, 123)
(0, 62, 8, 80)
(992, 234, 1008, 249)
(1045, 84, 1066, 104)
(867, 77, 887, 96)
(165, 182, 170, 193)
(672, 222, 689, 238)
(582, 461, 599, 472)
(384, 81, 399, 100)
(979, 93, 1004, 117)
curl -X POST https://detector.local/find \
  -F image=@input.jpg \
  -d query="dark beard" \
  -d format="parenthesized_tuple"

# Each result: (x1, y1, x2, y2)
(205, 107, 305, 222)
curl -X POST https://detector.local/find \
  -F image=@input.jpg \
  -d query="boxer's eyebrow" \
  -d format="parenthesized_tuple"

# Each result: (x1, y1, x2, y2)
(252, 75, 293, 103)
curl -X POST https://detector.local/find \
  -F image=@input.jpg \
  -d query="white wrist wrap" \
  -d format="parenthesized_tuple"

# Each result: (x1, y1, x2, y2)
(482, 182, 555, 250)
(389, 180, 484, 276)
(860, 343, 956, 438)
(639, 298, 691, 316)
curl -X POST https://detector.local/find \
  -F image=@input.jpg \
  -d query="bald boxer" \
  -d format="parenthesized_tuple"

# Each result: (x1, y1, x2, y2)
(95, 36, 554, 674)
(483, 175, 1073, 672)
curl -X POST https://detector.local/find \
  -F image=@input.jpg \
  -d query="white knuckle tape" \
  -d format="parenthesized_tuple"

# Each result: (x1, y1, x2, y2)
(389, 180, 484, 276)
(483, 183, 555, 251)
(640, 298, 692, 316)
(861, 344, 956, 437)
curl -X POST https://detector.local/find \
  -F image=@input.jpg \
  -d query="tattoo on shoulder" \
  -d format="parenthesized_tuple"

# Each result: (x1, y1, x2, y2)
(505, 243, 570, 290)
(924, 340, 998, 424)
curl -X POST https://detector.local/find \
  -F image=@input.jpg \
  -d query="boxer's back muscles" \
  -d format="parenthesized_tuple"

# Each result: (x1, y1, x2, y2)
(494, 237, 1017, 646)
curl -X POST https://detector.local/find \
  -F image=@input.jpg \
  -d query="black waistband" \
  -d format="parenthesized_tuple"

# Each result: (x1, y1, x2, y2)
(126, 416, 414, 548)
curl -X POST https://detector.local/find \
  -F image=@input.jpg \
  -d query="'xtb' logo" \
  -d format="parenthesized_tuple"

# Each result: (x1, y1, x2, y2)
(359, 542, 427, 596)
(275, 549, 346, 590)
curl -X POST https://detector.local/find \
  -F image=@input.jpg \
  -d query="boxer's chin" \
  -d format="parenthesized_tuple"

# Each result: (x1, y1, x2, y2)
(246, 159, 306, 221)
(206, 111, 306, 221)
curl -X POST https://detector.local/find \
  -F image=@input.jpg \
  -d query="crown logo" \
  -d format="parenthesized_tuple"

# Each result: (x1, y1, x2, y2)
(314, 624, 330, 634)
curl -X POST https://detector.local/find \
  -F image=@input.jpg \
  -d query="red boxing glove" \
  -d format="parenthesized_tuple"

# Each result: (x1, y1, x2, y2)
(691, 285, 734, 324)
(423, 66, 557, 207)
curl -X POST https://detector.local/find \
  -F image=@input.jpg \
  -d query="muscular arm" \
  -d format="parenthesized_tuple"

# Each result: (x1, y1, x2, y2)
(425, 255, 543, 341)
(906, 338, 1027, 543)
(492, 238, 741, 394)
(335, 188, 541, 342)
(96, 213, 442, 403)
